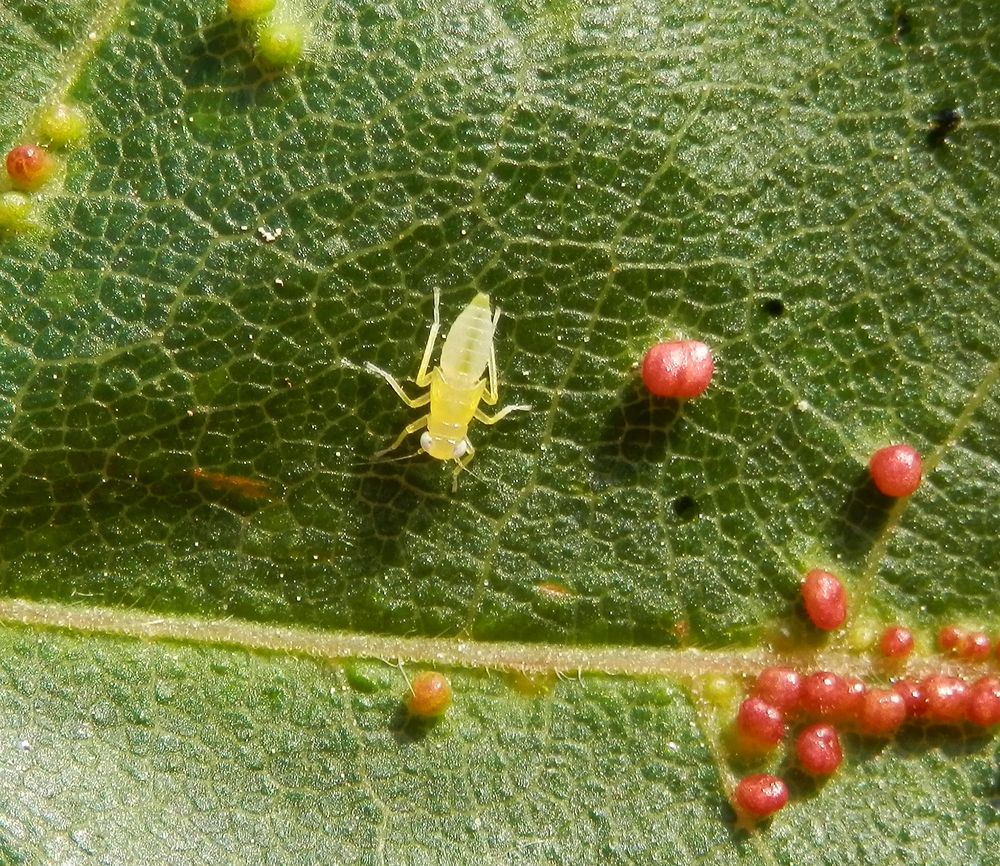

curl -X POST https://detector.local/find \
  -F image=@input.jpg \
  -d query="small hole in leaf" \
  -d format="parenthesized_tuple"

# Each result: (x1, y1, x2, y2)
(889, 4, 911, 42)
(672, 495, 699, 521)
(762, 298, 785, 318)
(927, 107, 963, 148)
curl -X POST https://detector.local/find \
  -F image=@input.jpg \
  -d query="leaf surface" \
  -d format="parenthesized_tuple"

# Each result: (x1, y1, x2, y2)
(0, 0, 998, 862)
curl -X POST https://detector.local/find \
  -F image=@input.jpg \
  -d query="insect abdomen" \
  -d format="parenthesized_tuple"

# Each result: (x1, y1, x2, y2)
(428, 375, 481, 436)
(439, 293, 494, 385)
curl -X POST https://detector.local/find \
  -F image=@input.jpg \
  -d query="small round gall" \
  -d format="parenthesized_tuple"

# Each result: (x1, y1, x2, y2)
(0, 191, 39, 233)
(843, 678, 867, 717)
(733, 774, 788, 819)
(880, 625, 914, 659)
(938, 624, 964, 655)
(701, 674, 741, 709)
(801, 671, 852, 719)
(893, 679, 928, 719)
(801, 569, 847, 631)
(38, 102, 88, 147)
(869, 444, 922, 497)
(963, 632, 992, 661)
(735, 697, 785, 749)
(966, 677, 1000, 727)
(641, 339, 714, 399)
(847, 617, 880, 653)
(858, 688, 907, 736)
(796, 723, 843, 776)
(256, 21, 307, 67)
(228, 0, 276, 20)
(752, 666, 802, 713)
(406, 671, 452, 718)
(922, 675, 969, 724)
(5, 144, 54, 190)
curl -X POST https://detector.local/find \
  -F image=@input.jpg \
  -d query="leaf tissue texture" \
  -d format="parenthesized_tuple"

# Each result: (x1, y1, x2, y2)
(1, 627, 999, 866)
(0, 0, 997, 646)
(0, 0, 998, 861)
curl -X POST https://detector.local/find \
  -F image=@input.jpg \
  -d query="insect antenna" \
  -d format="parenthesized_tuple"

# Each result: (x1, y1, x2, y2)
(452, 458, 488, 486)
(348, 448, 424, 470)
(371, 448, 425, 465)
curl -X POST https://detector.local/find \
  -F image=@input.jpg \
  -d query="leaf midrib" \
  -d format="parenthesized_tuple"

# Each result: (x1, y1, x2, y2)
(3, 596, 995, 682)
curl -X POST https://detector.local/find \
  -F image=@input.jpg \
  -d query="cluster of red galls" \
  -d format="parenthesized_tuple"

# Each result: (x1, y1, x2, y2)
(640, 340, 923, 499)
(731, 563, 1000, 820)
(643, 338, 980, 822)
(641, 339, 954, 823)
(937, 624, 997, 661)
(733, 665, 1000, 819)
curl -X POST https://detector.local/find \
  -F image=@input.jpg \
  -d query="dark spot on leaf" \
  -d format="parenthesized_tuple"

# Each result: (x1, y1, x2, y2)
(927, 107, 963, 148)
(889, 4, 912, 42)
(762, 298, 785, 318)
(672, 495, 699, 521)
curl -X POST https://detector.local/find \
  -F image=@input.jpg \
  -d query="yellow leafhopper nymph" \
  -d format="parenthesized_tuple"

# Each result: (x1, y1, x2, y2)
(365, 290, 530, 490)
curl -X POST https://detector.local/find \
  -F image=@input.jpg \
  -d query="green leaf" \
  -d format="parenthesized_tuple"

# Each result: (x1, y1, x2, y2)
(0, 0, 998, 861)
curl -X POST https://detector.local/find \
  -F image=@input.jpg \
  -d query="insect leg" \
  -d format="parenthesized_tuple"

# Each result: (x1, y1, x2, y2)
(365, 362, 431, 408)
(483, 329, 500, 406)
(451, 441, 476, 492)
(415, 288, 441, 387)
(375, 414, 429, 457)
(474, 404, 531, 425)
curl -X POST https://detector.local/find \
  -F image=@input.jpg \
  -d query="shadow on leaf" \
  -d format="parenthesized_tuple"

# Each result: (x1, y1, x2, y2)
(183, 17, 269, 92)
(830, 469, 894, 562)
(592, 375, 683, 487)
(389, 702, 441, 744)
(353, 460, 448, 564)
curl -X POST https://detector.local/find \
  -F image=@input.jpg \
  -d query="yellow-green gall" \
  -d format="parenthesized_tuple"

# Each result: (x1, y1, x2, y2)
(228, 0, 277, 21)
(701, 674, 742, 711)
(0, 191, 41, 233)
(255, 21, 307, 67)
(406, 671, 452, 718)
(847, 616, 881, 653)
(38, 103, 88, 147)
(508, 670, 556, 697)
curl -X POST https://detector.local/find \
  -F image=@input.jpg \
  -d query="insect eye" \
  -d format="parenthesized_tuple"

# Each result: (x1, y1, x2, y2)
(420, 432, 433, 452)
(453, 440, 468, 459)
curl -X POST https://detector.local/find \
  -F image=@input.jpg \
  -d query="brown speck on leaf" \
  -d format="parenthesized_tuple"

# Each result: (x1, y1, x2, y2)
(192, 468, 269, 500)
(536, 581, 574, 599)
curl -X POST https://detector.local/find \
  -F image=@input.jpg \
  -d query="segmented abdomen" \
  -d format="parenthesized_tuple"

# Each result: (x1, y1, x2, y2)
(439, 293, 494, 385)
